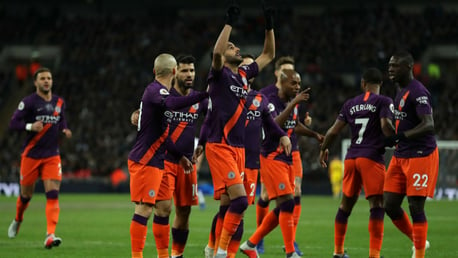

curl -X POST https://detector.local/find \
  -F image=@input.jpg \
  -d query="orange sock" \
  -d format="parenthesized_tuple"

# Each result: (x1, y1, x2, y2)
(249, 208, 279, 245)
(207, 213, 219, 249)
(152, 215, 170, 258)
(213, 217, 223, 255)
(413, 222, 428, 258)
(227, 220, 243, 255)
(368, 207, 384, 258)
(293, 197, 302, 240)
(130, 214, 148, 256)
(334, 208, 350, 254)
(45, 190, 59, 235)
(391, 209, 413, 241)
(132, 252, 143, 258)
(256, 198, 269, 227)
(15, 195, 30, 222)
(279, 210, 295, 254)
(213, 205, 229, 254)
(219, 211, 243, 251)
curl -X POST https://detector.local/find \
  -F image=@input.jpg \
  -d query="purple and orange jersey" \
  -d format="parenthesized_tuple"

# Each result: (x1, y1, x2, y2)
(206, 62, 259, 147)
(245, 90, 285, 169)
(9, 93, 68, 159)
(338, 91, 394, 164)
(128, 80, 207, 168)
(260, 91, 297, 164)
(165, 87, 208, 163)
(393, 79, 436, 158)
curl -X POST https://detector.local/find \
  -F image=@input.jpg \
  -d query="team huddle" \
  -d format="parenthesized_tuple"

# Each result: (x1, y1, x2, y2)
(7, 2, 438, 258)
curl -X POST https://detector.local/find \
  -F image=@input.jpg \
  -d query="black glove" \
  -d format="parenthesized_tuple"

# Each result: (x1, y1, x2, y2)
(385, 133, 406, 147)
(225, 1, 241, 26)
(263, 1, 275, 30)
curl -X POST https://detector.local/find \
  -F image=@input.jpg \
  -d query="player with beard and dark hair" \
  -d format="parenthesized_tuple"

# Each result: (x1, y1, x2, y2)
(384, 51, 437, 258)
(200, 54, 291, 258)
(198, 1, 284, 257)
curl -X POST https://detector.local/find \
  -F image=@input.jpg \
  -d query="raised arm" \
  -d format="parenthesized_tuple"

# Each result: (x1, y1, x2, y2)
(212, 3, 240, 71)
(254, 4, 275, 71)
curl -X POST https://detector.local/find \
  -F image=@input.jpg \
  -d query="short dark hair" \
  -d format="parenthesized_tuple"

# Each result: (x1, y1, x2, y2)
(362, 67, 383, 84)
(393, 50, 414, 67)
(176, 55, 196, 65)
(275, 56, 295, 71)
(33, 67, 51, 81)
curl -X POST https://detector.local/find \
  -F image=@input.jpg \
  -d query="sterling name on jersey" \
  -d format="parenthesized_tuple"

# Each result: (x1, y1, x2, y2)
(339, 92, 394, 164)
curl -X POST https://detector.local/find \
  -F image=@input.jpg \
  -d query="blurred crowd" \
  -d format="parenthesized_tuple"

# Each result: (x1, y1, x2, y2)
(0, 3, 456, 181)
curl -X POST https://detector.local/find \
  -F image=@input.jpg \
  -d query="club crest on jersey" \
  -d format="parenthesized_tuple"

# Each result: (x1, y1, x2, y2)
(18, 101, 25, 110)
(148, 190, 156, 197)
(192, 103, 199, 110)
(278, 183, 285, 190)
(159, 88, 170, 95)
(55, 106, 61, 113)
(399, 99, 405, 108)
(252, 99, 260, 107)
(227, 171, 236, 180)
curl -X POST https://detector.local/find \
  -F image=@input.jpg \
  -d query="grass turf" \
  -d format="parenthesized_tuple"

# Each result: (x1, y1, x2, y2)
(0, 194, 457, 257)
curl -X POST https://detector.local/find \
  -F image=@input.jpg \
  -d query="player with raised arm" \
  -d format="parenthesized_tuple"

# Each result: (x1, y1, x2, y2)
(8, 67, 72, 249)
(319, 68, 395, 258)
(201, 1, 278, 257)
(240, 69, 310, 258)
(200, 54, 291, 258)
(384, 51, 437, 258)
(127, 53, 207, 258)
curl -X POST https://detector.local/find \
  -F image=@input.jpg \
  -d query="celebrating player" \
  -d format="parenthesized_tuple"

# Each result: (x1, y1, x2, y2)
(319, 68, 395, 258)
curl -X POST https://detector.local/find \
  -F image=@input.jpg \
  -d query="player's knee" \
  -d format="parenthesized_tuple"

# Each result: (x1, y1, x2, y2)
(279, 198, 295, 213)
(176, 206, 191, 218)
(155, 201, 172, 216)
(229, 196, 248, 214)
(384, 203, 402, 220)
(45, 189, 59, 199)
(408, 202, 426, 222)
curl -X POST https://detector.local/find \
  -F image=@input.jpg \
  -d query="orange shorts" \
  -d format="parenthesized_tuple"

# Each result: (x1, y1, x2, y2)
(128, 159, 164, 204)
(206, 143, 245, 200)
(292, 151, 303, 178)
(20, 155, 62, 185)
(259, 155, 294, 200)
(384, 147, 439, 198)
(243, 168, 259, 205)
(343, 157, 385, 198)
(157, 160, 198, 206)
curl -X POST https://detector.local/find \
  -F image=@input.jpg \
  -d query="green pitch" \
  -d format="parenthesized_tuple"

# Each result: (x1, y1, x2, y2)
(1, 194, 457, 257)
